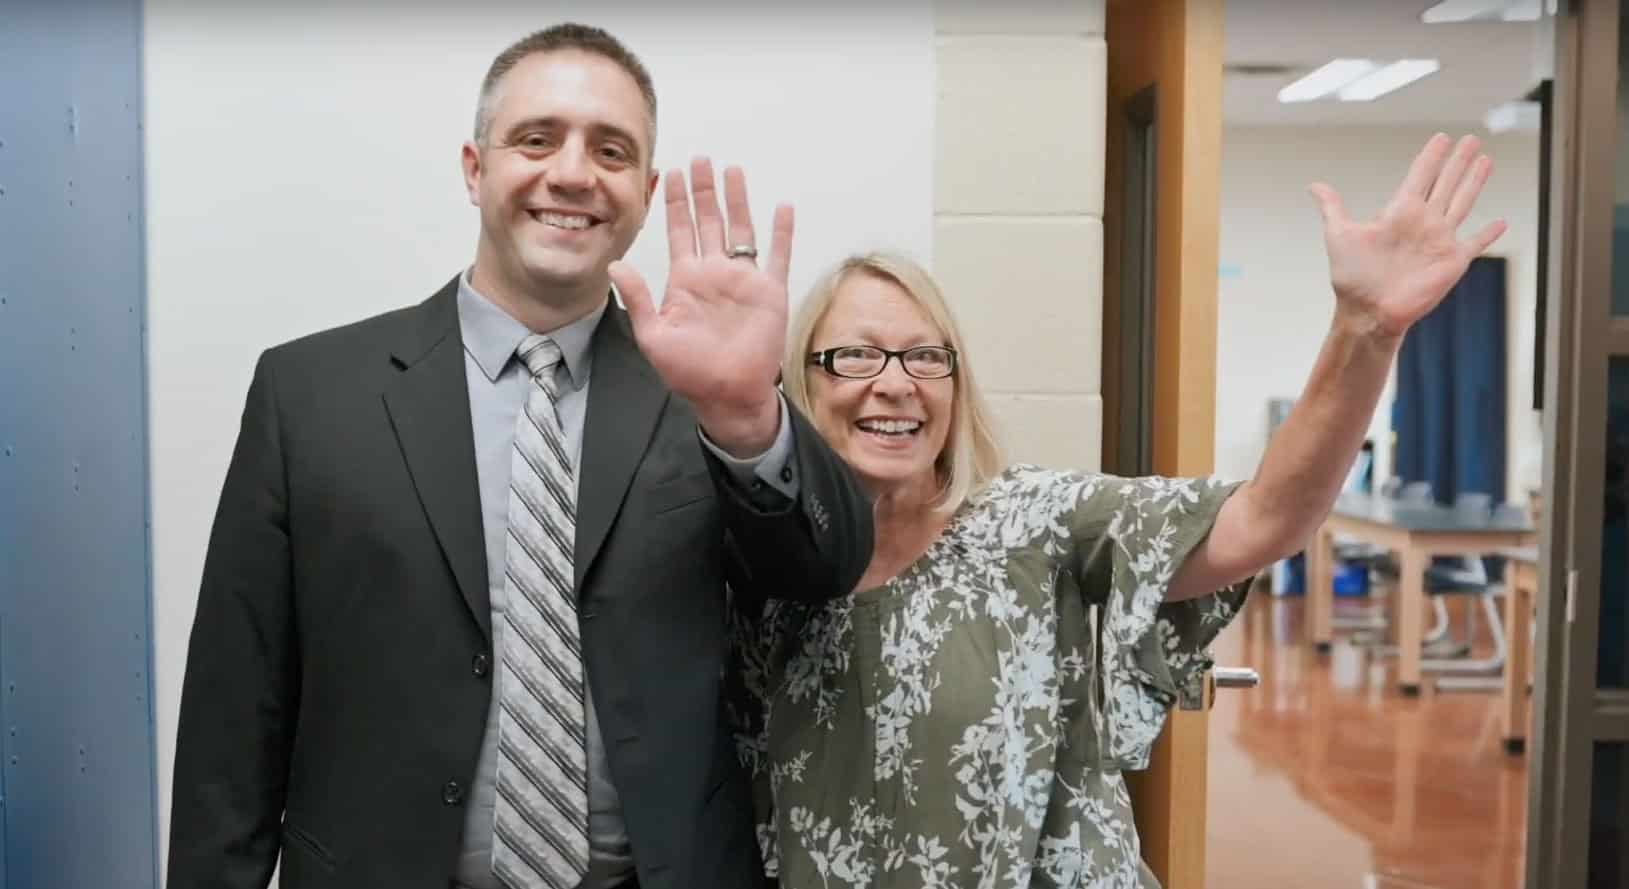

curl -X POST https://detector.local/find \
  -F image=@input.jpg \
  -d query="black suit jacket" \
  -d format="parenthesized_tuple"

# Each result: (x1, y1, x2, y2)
(167, 278, 872, 889)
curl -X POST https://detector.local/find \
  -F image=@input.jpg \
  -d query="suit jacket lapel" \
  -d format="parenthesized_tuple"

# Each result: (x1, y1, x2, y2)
(576, 307, 667, 590)
(382, 278, 492, 639)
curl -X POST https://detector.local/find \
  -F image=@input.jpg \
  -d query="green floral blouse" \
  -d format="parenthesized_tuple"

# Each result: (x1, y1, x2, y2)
(728, 466, 1250, 888)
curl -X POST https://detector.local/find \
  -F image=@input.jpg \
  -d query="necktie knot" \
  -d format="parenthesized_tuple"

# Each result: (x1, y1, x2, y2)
(517, 334, 563, 381)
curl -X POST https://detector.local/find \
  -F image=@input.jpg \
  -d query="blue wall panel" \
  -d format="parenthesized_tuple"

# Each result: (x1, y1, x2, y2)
(0, 2, 159, 888)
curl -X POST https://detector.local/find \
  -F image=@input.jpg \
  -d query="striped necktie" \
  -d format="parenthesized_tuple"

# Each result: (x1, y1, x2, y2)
(492, 334, 588, 889)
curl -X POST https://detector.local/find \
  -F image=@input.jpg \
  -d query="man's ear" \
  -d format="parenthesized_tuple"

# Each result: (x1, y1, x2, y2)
(461, 141, 484, 207)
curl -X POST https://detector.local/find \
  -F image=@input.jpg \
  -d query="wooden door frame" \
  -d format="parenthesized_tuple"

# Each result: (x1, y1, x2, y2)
(1104, 1, 1226, 886)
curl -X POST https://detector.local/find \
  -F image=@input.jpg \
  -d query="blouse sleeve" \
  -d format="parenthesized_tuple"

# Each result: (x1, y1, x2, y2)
(1070, 473, 1252, 769)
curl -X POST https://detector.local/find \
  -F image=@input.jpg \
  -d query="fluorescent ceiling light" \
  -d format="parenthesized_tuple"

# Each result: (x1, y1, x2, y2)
(1422, 0, 1545, 22)
(1485, 100, 1541, 132)
(1278, 59, 1376, 103)
(1338, 59, 1441, 101)
(1422, 0, 1506, 22)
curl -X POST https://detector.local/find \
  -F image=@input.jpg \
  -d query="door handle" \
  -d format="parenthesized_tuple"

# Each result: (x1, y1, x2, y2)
(1179, 666, 1260, 710)
(1212, 667, 1260, 690)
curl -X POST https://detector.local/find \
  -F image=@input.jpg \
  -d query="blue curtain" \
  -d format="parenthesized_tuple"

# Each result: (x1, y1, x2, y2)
(1392, 256, 1509, 506)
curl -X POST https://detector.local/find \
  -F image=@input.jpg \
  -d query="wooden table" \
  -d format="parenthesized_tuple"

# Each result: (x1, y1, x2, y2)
(1306, 494, 1536, 695)
(1500, 546, 1541, 754)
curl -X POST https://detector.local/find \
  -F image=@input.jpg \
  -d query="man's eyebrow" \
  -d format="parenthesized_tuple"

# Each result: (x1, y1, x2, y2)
(498, 115, 561, 141)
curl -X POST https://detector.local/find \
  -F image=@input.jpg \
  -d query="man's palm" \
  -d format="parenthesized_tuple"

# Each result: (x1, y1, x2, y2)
(610, 159, 792, 414)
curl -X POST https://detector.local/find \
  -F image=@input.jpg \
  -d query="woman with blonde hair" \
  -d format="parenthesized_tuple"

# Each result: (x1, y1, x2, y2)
(730, 133, 1506, 887)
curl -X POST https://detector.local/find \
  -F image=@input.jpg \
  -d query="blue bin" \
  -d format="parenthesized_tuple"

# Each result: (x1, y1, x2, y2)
(1333, 561, 1370, 597)
(1273, 553, 1305, 596)
(1272, 553, 1370, 597)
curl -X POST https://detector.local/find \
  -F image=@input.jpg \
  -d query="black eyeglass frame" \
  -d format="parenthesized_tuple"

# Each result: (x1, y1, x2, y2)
(806, 345, 960, 380)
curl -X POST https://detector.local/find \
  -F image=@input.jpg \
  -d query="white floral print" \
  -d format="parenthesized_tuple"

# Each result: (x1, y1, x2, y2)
(729, 466, 1249, 889)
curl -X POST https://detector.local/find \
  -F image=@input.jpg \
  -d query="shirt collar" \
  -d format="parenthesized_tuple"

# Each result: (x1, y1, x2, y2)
(456, 269, 603, 388)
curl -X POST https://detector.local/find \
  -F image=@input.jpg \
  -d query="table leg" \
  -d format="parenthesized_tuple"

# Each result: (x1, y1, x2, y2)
(1397, 546, 1426, 695)
(1392, 707, 1423, 837)
(1502, 567, 1534, 753)
(1310, 525, 1334, 652)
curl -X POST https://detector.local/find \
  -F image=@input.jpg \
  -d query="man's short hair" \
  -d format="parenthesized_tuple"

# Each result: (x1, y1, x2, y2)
(473, 23, 658, 156)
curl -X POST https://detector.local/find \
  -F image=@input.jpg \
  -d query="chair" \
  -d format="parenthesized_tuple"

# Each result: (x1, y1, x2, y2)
(1351, 481, 1458, 647)
(1411, 484, 1468, 651)
(1353, 482, 1472, 655)
(1432, 500, 1529, 691)
(1326, 458, 1389, 631)
(1400, 481, 1434, 503)
(1427, 491, 1492, 648)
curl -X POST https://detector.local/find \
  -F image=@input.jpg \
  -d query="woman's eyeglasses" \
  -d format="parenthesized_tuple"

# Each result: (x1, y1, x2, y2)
(807, 345, 958, 380)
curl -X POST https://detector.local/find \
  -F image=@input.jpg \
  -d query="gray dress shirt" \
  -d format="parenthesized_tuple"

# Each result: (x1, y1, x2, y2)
(452, 272, 797, 889)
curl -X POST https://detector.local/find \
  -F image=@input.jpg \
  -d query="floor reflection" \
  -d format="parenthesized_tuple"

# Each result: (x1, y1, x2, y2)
(1205, 589, 1527, 889)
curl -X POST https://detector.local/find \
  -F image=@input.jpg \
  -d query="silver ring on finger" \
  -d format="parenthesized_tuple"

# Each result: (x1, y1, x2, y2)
(727, 244, 758, 262)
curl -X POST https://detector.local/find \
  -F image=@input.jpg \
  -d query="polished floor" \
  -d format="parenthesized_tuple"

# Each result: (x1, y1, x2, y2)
(1205, 588, 1528, 889)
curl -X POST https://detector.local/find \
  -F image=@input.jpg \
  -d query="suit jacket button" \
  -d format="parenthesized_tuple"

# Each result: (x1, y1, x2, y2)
(443, 781, 464, 806)
(472, 653, 491, 678)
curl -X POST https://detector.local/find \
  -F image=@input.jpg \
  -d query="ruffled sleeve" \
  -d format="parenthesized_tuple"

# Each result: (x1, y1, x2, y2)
(1072, 474, 1251, 769)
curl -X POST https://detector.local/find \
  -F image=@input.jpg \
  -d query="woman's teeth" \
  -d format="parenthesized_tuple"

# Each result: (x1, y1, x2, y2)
(857, 419, 922, 436)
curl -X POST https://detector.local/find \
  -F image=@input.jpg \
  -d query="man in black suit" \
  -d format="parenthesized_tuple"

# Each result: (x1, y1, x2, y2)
(167, 23, 871, 889)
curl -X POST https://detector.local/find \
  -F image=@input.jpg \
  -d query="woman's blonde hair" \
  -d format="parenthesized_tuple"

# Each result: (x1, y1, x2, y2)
(782, 251, 1004, 514)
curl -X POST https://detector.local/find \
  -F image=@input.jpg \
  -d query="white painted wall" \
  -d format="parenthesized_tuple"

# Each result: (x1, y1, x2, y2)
(142, 3, 934, 877)
(1218, 125, 1543, 502)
